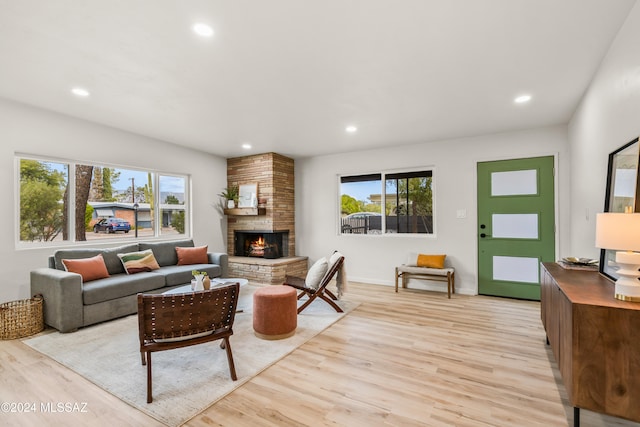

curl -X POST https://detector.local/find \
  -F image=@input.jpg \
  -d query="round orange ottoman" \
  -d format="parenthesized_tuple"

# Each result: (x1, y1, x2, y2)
(253, 285, 297, 340)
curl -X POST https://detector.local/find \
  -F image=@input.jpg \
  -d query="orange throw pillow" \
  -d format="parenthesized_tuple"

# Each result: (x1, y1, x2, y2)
(416, 254, 446, 269)
(176, 245, 208, 265)
(62, 254, 110, 282)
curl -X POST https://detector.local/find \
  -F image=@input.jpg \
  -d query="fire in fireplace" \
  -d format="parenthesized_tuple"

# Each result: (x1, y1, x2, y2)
(235, 230, 289, 259)
(248, 236, 266, 257)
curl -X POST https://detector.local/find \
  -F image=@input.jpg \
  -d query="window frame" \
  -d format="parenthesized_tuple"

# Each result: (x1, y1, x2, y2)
(15, 154, 191, 249)
(338, 167, 436, 237)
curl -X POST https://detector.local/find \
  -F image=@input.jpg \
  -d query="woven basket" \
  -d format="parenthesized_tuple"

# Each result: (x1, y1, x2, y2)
(0, 295, 44, 340)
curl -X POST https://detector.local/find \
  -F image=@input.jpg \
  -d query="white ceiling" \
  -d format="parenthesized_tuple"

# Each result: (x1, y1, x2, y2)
(0, 0, 636, 159)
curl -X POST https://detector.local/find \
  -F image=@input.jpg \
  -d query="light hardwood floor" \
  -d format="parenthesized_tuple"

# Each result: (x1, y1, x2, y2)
(1, 282, 639, 427)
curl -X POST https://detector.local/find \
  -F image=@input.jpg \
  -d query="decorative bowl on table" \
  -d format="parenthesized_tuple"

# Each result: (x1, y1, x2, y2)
(562, 257, 598, 266)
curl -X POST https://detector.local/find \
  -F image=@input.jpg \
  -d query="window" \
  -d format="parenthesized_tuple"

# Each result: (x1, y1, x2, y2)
(340, 174, 382, 234)
(17, 156, 189, 246)
(19, 159, 69, 242)
(340, 169, 433, 235)
(159, 175, 187, 236)
(385, 171, 433, 234)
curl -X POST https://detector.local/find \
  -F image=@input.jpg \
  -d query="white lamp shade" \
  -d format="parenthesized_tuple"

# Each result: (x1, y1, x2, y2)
(595, 213, 640, 251)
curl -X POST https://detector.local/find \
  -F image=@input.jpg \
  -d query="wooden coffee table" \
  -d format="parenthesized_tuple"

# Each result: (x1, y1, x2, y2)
(162, 278, 248, 295)
(162, 278, 250, 312)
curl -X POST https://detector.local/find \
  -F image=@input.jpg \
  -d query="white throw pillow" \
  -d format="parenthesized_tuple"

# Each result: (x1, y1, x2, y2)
(329, 251, 344, 266)
(306, 257, 329, 290)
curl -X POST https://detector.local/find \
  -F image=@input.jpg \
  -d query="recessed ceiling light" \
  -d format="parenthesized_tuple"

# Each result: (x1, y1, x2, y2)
(514, 94, 532, 104)
(193, 23, 214, 37)
(242, 143, 252, 150)
(345, 125, 358, 133)
(71, 87, 90, 97)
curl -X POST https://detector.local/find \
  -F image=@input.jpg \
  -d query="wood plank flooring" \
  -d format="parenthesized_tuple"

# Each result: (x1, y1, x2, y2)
(1, 282, 639, 426)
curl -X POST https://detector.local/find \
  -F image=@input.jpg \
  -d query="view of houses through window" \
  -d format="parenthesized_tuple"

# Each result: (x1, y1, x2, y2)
(340, 170, 433, 235)
(18, 157, 188, 244)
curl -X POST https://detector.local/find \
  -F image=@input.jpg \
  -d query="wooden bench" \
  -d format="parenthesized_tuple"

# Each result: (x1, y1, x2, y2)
(394, 265, 455, 298)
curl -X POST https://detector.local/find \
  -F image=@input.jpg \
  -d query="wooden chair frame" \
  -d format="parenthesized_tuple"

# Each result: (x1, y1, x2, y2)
(137, 283, 239, 403)
(284, 255, 345, 314)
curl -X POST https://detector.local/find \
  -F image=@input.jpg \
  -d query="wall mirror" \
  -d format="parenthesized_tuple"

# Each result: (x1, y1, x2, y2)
(600, 137, 640, 280)
(238, 183, 258, 208)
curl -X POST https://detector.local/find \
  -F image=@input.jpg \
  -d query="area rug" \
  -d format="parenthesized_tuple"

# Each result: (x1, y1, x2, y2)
(23, 285, 358, 426)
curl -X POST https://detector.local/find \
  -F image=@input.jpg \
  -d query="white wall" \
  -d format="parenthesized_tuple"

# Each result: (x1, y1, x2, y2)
(568, 2, 640, 259)
(296, 125, 570, 295)
(0, 99, 227, 302)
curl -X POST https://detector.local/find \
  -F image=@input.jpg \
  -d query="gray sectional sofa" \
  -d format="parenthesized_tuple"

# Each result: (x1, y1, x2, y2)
(30, 239, 228, 333)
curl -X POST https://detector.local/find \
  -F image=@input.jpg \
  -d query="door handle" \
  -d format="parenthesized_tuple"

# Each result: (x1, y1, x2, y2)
(480, 233, 492, 238)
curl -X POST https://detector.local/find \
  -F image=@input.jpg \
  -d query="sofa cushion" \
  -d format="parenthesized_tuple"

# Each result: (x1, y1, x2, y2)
(151, 264, 222, 287)
(54, 243, 139, 275)
(82, 272, 165, 305)
(397, 265, 454, 276)
(176, 245, 208, 265)
(139, 239, 194, 267)
(62, 254, 110, 283)
(117, 249, 161, 274)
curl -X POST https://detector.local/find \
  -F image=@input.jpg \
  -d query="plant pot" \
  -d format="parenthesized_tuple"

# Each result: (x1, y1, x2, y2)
(227, 200, 235, 209)
(194, 275, 205, 291)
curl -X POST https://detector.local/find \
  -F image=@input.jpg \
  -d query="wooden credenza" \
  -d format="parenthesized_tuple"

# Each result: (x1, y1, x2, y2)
(540, 262, 640, 426)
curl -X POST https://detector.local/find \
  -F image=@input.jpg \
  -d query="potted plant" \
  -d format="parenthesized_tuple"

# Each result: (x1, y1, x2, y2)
(219, 185, 239, 209)
(192, 270, 210, 290)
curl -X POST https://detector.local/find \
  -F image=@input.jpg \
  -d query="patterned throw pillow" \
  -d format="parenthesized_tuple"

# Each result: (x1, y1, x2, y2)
(117, 249, 161, 274)
(62, 254, 110, 282)
(176, 245, 208, 265)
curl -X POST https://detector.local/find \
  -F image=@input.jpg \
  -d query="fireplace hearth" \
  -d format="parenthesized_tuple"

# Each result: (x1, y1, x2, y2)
(234, 230, 289, 259)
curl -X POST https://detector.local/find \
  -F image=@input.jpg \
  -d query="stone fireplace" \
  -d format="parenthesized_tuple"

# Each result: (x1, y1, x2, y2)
(225, 153, 307, 285)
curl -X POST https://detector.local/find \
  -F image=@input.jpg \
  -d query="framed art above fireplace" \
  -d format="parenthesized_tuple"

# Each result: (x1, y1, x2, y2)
(238, 183, 258, 208)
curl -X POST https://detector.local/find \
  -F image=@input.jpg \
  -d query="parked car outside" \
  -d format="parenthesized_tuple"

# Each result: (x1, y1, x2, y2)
(93, 217, 131, 233)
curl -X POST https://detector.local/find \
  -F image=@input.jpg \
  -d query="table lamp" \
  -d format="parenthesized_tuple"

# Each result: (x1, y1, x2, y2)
(595, 212, 640, 301)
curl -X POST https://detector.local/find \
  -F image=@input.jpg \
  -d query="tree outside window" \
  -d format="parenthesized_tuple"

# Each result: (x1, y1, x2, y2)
(385, 171, 433, 234)
(19, 159, 68, 242)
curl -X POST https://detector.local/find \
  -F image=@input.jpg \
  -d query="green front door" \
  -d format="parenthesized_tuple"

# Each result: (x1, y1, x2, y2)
(477, 156, 555, 300)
